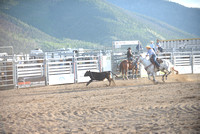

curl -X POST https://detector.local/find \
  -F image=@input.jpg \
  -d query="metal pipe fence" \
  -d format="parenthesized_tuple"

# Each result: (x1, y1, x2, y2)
(0, 50, 200, 89)
(0, 53, 104, 89)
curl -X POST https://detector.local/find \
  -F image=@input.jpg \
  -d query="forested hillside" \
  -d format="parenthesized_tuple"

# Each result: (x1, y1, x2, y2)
(107, 0, 200, 36)
(0, 0, 197, 53)
(0, 12, 100, 54)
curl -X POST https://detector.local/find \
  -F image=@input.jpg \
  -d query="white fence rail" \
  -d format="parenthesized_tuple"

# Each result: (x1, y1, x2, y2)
(47, 58, 74, 85)
(158, 52, 200, 75)
(76, 56, 100, 83)
(14, 55, 102, 88)
(16, 59, 45, 88)
(0, 51, 200, 89)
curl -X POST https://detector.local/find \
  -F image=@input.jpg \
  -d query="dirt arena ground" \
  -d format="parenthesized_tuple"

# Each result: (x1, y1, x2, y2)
(0, 74, 200, 133)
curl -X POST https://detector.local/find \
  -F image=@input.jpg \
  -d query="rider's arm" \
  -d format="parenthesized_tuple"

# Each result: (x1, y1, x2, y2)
(130, 51, 133, 56)
(146, 50, 149, 57)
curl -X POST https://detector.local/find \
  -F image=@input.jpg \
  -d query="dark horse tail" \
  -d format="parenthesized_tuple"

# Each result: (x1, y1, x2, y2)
(119, 62, 122, 73)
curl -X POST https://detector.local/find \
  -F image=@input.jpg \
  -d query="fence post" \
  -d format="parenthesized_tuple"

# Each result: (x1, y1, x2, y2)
(111, 52, 115, 80)
(171, 51, 174, 64)
(13, 57, 17, 89)
(73, 51, 77, 83)
(173, 56, 176, 67)
(44, 53, 48, 86)
(15, 62, 19, 89)
(98, 50, 102, 72)
(191, 51, 194, 74)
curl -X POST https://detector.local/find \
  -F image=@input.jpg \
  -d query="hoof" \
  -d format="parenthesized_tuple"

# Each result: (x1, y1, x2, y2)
(153, 80, 158, 84)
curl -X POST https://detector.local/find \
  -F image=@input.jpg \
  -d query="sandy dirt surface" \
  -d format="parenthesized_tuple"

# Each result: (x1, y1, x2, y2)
(0, 74, 200, 133)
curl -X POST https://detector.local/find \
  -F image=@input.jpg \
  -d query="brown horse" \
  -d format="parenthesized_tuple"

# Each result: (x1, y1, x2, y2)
(119, 60, 139, 80)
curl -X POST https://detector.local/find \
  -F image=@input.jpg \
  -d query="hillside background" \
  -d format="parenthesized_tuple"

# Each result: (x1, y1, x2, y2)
(0, 0, 199, 54)
(107, 0, 200, 36)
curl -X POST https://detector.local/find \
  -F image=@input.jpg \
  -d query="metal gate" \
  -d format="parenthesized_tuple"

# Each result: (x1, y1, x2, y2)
(76, 56, 100, 83)
(16, 59, 45, 88)
(47, 57, 74, 85)
(0, 46, 14, 90)
(0, 59, 14, 90)
(45, 55, 101, 85)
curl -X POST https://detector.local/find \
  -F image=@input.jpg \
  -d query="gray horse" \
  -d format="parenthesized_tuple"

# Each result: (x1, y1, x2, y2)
(138, 55, 178, 83)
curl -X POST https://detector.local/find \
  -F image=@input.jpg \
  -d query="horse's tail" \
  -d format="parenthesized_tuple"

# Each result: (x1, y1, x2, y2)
(119, 62, 122, 73)
(165, 59, 179, 75)
(171, 67, 179, 75)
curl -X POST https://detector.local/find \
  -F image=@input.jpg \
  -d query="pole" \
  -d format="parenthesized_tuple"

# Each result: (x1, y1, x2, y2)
(73, 51, 77, 83)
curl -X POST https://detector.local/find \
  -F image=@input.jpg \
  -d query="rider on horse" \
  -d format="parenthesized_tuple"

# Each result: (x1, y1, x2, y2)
(127, 47, 133, 63)
(146, 45, 160, 70)
(127, 47, 139, 70)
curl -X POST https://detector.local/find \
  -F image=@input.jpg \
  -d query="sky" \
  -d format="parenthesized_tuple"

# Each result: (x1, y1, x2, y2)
(169, 0, 200, 8)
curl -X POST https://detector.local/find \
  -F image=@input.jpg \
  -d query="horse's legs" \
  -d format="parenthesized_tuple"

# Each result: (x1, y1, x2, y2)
(132, 69, 138, 79)
(148, 73, 156, 83)
(166, 71, 171, 80)
(122, 69, 125, 80)
(152, 73, 158, 84)
(135, 69, 138, 79)
(148, 73, 151, 80)
(125, 70, 129, 80)
(132, 69, 135, 79)
(148, 73, 157, 83)
(122, 69, 128, 80)
(162, 71, 167, 82)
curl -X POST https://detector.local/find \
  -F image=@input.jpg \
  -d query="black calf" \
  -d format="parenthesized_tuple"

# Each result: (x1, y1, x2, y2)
(84, 71, 116, 86)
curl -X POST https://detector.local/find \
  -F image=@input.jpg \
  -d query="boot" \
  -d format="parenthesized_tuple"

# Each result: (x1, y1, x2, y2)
(156, 65, 160, 71)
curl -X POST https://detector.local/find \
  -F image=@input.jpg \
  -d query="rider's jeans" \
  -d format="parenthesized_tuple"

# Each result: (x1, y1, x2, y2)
(152, 54, 160, 67)
(128, 57, 133, 61)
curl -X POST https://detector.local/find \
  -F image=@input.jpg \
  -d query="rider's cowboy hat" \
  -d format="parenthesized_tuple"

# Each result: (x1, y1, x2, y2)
(146, 45, 151, 49)
(150, 41, 154, 43)
(127, 47, 131, 50)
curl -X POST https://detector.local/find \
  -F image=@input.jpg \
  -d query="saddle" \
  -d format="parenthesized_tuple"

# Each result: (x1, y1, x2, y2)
(127, 60, 134, 70)
(150, 57, 163, 69)
(150, 57, 163, 64)
(127, 60, 131, 65)
(127, 59, 132, 64)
